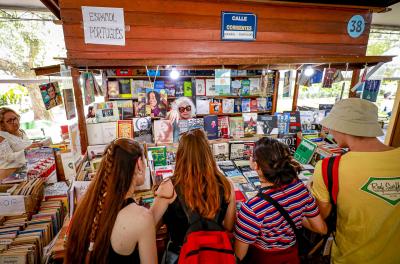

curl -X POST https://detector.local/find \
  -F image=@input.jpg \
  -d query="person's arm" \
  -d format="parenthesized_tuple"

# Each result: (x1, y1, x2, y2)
(150, 179, 176, 226)
(234, 240, 249, 261)
(302, 215, 327, 234)
(222, 179, 236, 231)
(138, 211, 158, 264)
(0, 137, 26, 163)
(309, 161, 332, 219)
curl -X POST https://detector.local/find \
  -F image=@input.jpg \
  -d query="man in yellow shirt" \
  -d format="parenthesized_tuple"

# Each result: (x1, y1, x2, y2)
(311, 98, 400, 264)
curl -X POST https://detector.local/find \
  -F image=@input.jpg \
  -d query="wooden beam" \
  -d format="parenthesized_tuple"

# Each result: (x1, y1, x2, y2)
(386, 80, 400, 147)
(272, 71, 280, 114)
(40, 0, 60, 19)
(32, 64, 61, 76)
(292, 70, 300, 111)
(349, 69, 360, 98)
(71, 68, 88, 155)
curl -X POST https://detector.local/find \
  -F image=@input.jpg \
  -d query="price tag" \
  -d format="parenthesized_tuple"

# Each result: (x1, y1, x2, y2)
(0, 195, 25, 215)
(347, 15, 365, 38)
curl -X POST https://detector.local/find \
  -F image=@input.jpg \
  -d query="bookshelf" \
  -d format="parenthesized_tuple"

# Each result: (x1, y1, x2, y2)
(196, 111, 272, 117)
(107, 75, 262, 79)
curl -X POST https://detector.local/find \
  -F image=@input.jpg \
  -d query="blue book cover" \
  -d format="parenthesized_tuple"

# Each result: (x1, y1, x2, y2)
(234, 98, 242, 113)
(276, 112, 290, 134)
(154, 80, 165, 89)
(362, 80, 380, 102)
(242, 98, 251, 113)
(204, 115, 219, 140)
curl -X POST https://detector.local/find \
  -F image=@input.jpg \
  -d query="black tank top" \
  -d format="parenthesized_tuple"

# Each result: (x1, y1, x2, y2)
(108, 198, 140, 263)
(163, 186, 229, 252)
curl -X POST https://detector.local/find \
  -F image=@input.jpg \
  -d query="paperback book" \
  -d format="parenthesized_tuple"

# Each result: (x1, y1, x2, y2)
(243, 113, 257, 136)
(240, 79, 250, 96)
(196, 98, 211, 115)
(148, 146, 167, 167)
(164, 80, 176, 97)
(119, 79, 132, 98)
(294, 139, 317, 164)
(249, 78, 261, 96)
(218, 116, 230, 139)
(117, 100, 134, 120)
(284, 111, 301, 133)
(107, 80, 120, 98)
(250, 99, 258, 112)
(234, 98, 242, 113)
(153, 120, 173, 144)
(94, 101, 119, 123)
(183, 81, 193, 97)
(175, 81, 184, 97)
(222, 99, 235, 113)
(257, 115, 278, 135)
(210, 100, 223, 114)
(195, 79, 206, 96)
(117, 120, 133, 138)
(256, 98, 267, 111)
(204, 115, 219, 140)
(229, 116, 244, 139)
(277, 112, 290, 135)
(206, 79, 216, 96)
(277, 134, 297, 155)
(231, 80, 242, 96)
(133, 117, 153, 143)
(212, 143, 229, 161)
(241, 98, 251, 113)
(229, 142, 245, 160)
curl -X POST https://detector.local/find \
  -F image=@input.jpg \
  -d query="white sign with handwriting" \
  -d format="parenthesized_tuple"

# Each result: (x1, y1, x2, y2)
(82, 6, 126, 46)
(0, 195, 25, 216)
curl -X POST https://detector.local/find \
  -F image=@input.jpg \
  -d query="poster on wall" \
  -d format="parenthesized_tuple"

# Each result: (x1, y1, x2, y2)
(62, 89, 76, 120)
(81, 72, 96, 105)
(81, 6, 126, 46)
(39, 82, 63, 110)
(283, 71, 291, 97)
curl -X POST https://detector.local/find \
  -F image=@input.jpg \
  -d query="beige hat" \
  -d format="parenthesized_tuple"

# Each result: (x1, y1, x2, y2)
(320, 98, 383, 137)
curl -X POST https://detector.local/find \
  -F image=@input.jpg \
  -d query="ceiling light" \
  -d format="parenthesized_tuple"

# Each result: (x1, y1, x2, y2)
(169, 67, 180, 80)
(304, 66, 315, 77)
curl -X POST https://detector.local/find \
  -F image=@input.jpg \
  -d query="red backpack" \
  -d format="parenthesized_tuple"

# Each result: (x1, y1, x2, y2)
(177, 195, 236, 264)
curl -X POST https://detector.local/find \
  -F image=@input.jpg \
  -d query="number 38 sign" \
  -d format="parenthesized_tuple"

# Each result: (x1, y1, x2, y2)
(347, 15, 365, 38)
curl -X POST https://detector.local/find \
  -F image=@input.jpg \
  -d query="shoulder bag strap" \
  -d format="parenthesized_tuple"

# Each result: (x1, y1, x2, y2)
(322, 156, 341, 205)
(257, 192, 300, 238)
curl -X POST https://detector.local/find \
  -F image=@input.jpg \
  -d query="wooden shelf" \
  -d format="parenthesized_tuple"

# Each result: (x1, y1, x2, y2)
(200, 95, 262, 99)
(106, 75, 262, 79)
(196, 111, 271, 117)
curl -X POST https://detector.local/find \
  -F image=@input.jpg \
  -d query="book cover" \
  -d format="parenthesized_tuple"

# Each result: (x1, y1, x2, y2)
(234, 98, 242, 113)
(196, 98, 211, 115)
(153, 120, 173, 144)
(133, 117, 153, 143)
(217, 160, 243, 177)
(136, 88, 147, 117)
(243, 113, 257, 136)
(241, 98, 251, 113)
(148, 146, 167, 167)
(243, 142, 255, 160)
(117, 100, 134, 120)
(195, 79, 206, 96)
(206, 79, 216, 96)
(283, 71, 291, 97)
(130, 80, 143, 99)
(215, 69, 231, 95)
(362, 80, 380, 102)
(266, 96, 273, 111)
(119, 79, 132, 98)
(240, 79, 250, 96)
(175, 81, 184, 97)
(212, 143, 229, 161)
(218, 116, 230, 139)
(204, 115, 219, 140)
(154, 80, 165, 89)
(277, 134, 297, 154)
(146, 88, 167, 118)
(277, 112, 290, 135)
(250, 99, 258, 112)
(178, 119, 189, 135)
(231, 80, 241, 96)
(187, 118, 204, 131)
(294, 139, 317, 164)
(229, 142, 245, 160)
(164, 80, 176, 97)
(210, 100, 222, 114)
(284, 111, 301, 133)
(300, 111, 314, 132)
(183, 81, 193, 97)
(62, 89, 76, 120)
(222, 99, 234, 113)
(249, 78, 261, 96)
(94, 101, 119, 123)
(39, 82, 63, 110)
(229, 116, 244, 139)
(117, 120, 133, 138)
(257, 115, 278, 135)
(107, 81, 120, 98)
(256, 98, 267, 111)
(322, 68, 336, 88)
(166, 145, 177, 165)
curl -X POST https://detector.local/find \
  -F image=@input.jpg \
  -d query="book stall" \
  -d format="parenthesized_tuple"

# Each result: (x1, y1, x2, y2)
(2, 0, 399, 263)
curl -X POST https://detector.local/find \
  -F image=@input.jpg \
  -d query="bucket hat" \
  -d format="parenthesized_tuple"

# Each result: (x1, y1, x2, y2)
(320, 98, 383, 137)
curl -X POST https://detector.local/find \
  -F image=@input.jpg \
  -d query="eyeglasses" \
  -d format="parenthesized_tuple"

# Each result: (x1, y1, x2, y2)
(178, 105, 191, 113)
(4, 117, 19, 124)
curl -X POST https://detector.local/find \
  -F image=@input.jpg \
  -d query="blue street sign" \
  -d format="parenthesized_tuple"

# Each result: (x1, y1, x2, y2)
(221, 12, 257, 41)
(347, 15, 365, 38)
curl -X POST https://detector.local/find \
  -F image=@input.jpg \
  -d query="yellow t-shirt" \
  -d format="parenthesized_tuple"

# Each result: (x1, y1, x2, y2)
(311, 148, 400, 264)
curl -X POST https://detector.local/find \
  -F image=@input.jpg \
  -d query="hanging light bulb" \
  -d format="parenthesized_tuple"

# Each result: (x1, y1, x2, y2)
(169, 66, 180, 80)
(304, 66, 315, 77)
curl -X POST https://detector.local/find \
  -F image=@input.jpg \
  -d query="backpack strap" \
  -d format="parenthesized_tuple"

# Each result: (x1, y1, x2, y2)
(321, 156, 341, 205)
(257, 192, 301, 239)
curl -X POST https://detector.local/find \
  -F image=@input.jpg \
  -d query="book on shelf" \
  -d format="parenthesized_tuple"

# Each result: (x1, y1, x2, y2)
(187, 118, 204, 131)
(107, 80, 120, 98)
(195, 79, 206, 96)
(284, 111, 301, 133)
(212, 143, 229, 161)
(256, 98, 267, 111)
(147, 146, 167, 167)
(154, 80, 165, 89)
(164, 80, 176, 97)
(229, 116, 244, 139)
(222, 99, 234, 114)
(153, 165, 174, 186)
(249, 78, 261, 96)
(277, 134, 297, 155)
(243, 113, 257, 137)
(166, 145, 177, 165)
(117, 120, 134, 138)
(204, 115, 219, 140)
(133, 117, 153, 143)
(183, 81, 193, 97)
(234, 98, 242, 113)
(294, 139, 317, 164)
(243, 142, 255, 160)
(210, 100, 222, 114)
(206, 79, 216, 96)
(175, 81, 184, 97)
(277, 112, 290, 135)
(241, 98, 251, 113)
(218, 116, 230, 139)
(250, 99, 258, 112)
(257, 115, 278, 135)
(136, 88, 147, 117)
(119, 79, 132, 98)
(231, 80, 241, 96)
(229, 142, 245, 160)
(266, 96, 273, 111)
(145, 88, 167, 118)
(153, 120, 173, 144)
(240, 79, 250, 96)
(215, 69, 231, 95)
(94, 101, 119, 123)
(299, 111, 314, 133)
(116, 100, 134, 120)
(131, 80, 143, 99)
(196, 98, 211, 115)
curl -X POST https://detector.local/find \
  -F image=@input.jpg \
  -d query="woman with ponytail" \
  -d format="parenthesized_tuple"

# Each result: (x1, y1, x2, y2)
(234, 137, 326, 264)
(65, 138, 157, 264)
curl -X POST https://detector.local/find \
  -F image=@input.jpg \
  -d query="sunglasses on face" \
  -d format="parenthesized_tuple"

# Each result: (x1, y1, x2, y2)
(178, 105, 191, 113)
(4, 117, 19, 124)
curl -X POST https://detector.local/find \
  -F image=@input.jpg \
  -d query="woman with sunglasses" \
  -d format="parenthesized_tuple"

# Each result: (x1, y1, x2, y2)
(0, 107, 43, 180)
(167, 97, 196, 142)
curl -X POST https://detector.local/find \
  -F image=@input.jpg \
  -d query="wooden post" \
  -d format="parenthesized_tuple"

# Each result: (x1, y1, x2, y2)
(292, 70, 300, 111)
(385, 80, 400, 147)
(272, 71, 280, 114)
(71, 68, 88, 154)
(349, 68, 360, 98)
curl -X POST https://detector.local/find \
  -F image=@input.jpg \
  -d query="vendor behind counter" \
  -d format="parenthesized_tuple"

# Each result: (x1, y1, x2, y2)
(0, 107, 46, 180)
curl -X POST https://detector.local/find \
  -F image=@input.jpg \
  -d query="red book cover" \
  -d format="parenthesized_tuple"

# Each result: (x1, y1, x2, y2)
(250, 99, 258, 112)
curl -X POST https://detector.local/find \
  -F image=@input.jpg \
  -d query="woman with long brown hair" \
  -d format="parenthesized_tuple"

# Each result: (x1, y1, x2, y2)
(151, 129, 236, 263)
(65, 138, 157, 264)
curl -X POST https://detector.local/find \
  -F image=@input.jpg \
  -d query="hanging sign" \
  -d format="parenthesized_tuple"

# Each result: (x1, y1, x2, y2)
(0, 195, 25, 216)
(347, 15, 365, 38)
(221, 12, 257, 41)
(82, 6, 126, 46)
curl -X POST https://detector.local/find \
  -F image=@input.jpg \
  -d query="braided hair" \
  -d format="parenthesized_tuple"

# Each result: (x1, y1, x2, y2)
(65, 139, 143, 264)
(252, 137, 302, 188)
